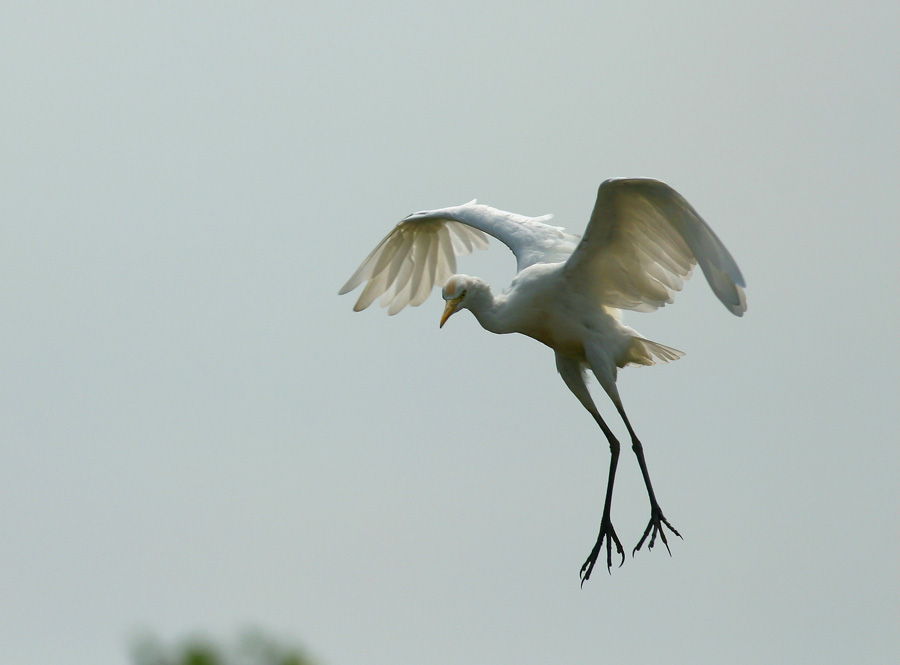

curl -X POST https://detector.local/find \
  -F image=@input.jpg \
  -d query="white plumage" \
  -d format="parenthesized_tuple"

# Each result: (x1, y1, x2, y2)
(340, 178, 746, 583)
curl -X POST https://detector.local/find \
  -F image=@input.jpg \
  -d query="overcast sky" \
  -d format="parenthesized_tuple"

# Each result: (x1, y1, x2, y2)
(2, 2, 898, 664)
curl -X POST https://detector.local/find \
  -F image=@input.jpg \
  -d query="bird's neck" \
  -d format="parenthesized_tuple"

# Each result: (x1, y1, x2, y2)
(467, 285, 512, 335)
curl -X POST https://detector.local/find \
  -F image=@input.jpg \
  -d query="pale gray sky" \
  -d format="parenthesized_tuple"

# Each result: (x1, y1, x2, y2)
(2, 2, 898, 664)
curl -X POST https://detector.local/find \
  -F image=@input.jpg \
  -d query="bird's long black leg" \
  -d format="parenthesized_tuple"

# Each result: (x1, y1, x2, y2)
(579, 411, 625, 585)
(553, 354, 626, 584)
(615, 404, 682, 556)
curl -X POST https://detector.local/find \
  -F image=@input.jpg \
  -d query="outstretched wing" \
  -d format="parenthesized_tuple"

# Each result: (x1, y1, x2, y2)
(340, 200, 579, 314)
(564, 178, 746, 315)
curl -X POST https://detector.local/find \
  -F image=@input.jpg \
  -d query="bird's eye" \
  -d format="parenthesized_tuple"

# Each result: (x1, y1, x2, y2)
(460, 290, 467, 299)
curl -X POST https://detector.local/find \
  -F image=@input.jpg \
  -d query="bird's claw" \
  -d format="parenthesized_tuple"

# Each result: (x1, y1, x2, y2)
(633, 504, 682, 557)
(580, 517, 624, 586)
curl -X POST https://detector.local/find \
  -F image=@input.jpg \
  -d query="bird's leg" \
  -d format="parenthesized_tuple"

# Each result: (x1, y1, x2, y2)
(580, 412, 624, 585)
(616, 406, 682, 556)
(553, 354, 626, 584)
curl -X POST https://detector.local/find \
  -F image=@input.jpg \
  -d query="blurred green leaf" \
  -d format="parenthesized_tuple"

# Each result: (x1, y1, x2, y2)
(132, 630, 315, 665)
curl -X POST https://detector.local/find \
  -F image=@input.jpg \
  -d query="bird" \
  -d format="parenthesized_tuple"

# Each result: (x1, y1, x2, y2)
(339, 178, 746, 583)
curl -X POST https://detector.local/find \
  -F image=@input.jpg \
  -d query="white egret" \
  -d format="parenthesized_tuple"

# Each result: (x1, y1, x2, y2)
(340, 178, 746, 583)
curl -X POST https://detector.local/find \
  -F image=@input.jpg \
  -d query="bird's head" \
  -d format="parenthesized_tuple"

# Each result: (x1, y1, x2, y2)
(440, 275, 477, 328)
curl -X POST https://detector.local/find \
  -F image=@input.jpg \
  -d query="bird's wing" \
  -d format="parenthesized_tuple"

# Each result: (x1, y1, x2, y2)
(563, 178, 747, 316)
(340, 200, 578, 314)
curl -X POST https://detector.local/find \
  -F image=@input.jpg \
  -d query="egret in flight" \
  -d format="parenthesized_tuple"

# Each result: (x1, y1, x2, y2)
(340, 178, 746, 583)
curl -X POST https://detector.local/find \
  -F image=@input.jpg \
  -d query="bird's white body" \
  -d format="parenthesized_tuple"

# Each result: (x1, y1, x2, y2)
(340, 178, 746, 582)
(461, 266, 636, 366)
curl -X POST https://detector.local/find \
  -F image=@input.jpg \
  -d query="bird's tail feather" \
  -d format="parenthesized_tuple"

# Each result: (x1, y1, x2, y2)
(624, 337, 685, 368)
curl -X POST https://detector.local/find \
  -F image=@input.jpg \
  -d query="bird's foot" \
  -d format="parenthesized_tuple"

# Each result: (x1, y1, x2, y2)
(579, 516, 624, 585)
(633, 504, 682, 556)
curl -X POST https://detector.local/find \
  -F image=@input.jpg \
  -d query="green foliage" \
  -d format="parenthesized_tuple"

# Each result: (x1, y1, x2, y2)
(132, 630, 315, 665)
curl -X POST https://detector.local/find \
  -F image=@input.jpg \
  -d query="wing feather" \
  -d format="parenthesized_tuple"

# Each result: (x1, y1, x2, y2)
(407, 233, 434, 308)
(420, 232, 442, 305)
(353, 233, 412, 311)
(564, 178, 746, 315)
(434, 225, 456, 285)
(384, 255, 415, 315)
(340, 200, 578, 314)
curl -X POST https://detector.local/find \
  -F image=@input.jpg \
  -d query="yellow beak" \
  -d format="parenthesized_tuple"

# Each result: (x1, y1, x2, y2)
(440, 298, 462, 328)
